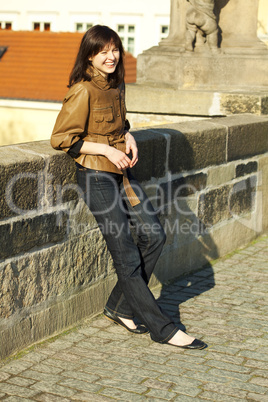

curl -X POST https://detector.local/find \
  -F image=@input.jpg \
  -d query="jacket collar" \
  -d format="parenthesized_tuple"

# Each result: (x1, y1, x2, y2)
(87, 66, 111, 90)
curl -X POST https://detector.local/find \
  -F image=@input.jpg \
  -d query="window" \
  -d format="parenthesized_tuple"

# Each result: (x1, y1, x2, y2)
(117, 24, 136, 55)
(33, 22, 51, 31)
(0, 21, 12, 30)
(70, 13, 98, 33)
(160, 25, 169, 40)
(75, 22, 93, 32)
(28, 12, 56, 31)
(33, 22, 40, 31)
(44, 23, 50, 32)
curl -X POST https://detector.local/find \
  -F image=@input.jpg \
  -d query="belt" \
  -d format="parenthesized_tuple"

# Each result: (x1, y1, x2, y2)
(122, 170, 140, 207)
(112, 137, 141, 207)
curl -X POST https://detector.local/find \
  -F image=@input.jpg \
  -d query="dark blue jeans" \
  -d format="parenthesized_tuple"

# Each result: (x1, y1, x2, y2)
(76, 165, 178, 342)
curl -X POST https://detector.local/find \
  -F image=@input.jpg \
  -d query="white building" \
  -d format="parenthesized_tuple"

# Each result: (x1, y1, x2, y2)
(1, 0, 267, 56)
(0, 0, 170, 57)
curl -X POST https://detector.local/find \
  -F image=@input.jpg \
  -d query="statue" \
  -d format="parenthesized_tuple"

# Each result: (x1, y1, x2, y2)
(185, 0, 219, 53)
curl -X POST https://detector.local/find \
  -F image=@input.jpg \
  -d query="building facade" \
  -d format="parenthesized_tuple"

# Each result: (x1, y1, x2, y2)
(0, 0, 170, 57)
(1, 1, 267, 56)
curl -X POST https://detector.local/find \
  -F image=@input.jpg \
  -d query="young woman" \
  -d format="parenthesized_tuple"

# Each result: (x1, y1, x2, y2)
(51, 25, 206, 349)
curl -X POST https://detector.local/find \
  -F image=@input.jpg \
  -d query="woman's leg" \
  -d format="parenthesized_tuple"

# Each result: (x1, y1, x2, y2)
(106, 170, 167, 318)
(76, 167, 178, 342)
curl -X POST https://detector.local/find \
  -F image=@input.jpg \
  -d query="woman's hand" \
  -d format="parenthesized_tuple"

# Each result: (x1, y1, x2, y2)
(105, 146, 131, 170)
(79, 134, 138, 170)
(125, 132, 138, 168)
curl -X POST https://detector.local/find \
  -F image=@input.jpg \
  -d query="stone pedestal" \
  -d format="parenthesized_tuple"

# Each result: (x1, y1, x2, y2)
(127, 0, 268, 117)
(218, 0, 267, 54)
(136, 52, 268, 90)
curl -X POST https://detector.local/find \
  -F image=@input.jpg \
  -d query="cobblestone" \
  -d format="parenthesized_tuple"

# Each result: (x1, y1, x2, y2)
(198, 391, 243, 401)
(35, 395, 71, 402)
(30, 382, 77, 397)
(100, 387, 146, 400)
(145, 388, 177, 400)
(246, 394, 268, 402)
(0, 235, 267, 401)
(207, 367, 253, 382)
(250, 377, 268, 388)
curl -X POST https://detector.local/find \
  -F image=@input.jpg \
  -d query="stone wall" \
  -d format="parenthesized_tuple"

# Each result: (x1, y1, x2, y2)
(1, 114, 267, 360)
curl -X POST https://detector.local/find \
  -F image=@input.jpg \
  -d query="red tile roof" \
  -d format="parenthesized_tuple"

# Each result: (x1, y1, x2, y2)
(0, 31, 136, 102)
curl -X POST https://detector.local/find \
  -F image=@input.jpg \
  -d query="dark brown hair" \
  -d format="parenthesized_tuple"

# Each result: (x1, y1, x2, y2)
(68, 25, 125, 88)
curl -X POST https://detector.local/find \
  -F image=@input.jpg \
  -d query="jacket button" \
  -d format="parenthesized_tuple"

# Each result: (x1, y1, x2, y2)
(117, 114, 120, 117)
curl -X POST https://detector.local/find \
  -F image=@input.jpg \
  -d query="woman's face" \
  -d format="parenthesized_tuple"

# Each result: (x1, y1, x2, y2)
(90, 42, 120, 78)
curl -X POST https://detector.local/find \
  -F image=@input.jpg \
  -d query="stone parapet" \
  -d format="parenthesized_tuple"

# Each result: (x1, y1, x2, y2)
(0, 115, 267, 360)
(126, 84, 268, 117)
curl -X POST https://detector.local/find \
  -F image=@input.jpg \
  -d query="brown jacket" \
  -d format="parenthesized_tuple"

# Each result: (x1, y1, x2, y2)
(51, 71, 129, 175)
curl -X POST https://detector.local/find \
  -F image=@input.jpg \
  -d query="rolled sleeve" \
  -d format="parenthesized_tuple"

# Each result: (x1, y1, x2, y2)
(51, 83, 89, 153)
(67, 138, 84, 158)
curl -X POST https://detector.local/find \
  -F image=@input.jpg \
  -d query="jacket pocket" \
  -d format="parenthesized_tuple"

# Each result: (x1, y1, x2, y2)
(92, 106, 114, 133)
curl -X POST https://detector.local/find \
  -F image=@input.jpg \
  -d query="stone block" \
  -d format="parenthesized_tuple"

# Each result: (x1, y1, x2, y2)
(207, 219, 260, 259)
(198, 176, 257, 227)
(158, 196, 199, 247)
(0, 211, 68, 260)
(13, 140, 59, 158)
(126, 84, 220, 116)
(229, 176, 257, 216)
(0, 314, 32, 360)
(47, 152, 77, 205)
(0, 141, 78, 220)
(140, 182, 160, 211)
(163, 120, 226, 174)
(157, 173, 207, 206)
(66, 199, 98, 239)
(236, 161, 258, 178)
(220, 93, 268, 116)
(131, 129, 167, 181)
(207, 163, 236, 187)
(30, 275, 116, 344)
(0, 275, 117, 360)
(154, 237, 216, 284)
(261, 96, 268, 115)
(198, 185, 231, 227)
(0, 229, 112, 318)
(0, 147, 45, 219)
(213, 115, 268, 162)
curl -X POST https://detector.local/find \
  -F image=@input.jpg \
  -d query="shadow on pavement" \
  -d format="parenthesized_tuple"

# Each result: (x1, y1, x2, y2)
(155, 226, 218, 333)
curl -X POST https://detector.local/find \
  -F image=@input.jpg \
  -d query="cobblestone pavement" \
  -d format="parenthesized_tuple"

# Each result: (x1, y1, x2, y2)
(0, 235, 267, 401)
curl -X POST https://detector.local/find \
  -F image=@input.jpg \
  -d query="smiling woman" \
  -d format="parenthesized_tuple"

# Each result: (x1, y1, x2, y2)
(89, 44, 120, 78)
(50, 24, 206, 350)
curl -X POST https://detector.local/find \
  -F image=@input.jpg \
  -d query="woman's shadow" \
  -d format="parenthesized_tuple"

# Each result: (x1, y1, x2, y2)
(154, 195, 217, 332)
(156, 230, 217, 332)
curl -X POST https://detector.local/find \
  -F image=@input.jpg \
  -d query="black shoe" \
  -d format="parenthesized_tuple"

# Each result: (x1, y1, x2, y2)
(103, 308, 149, 334)
(160, 338, 207, 350)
